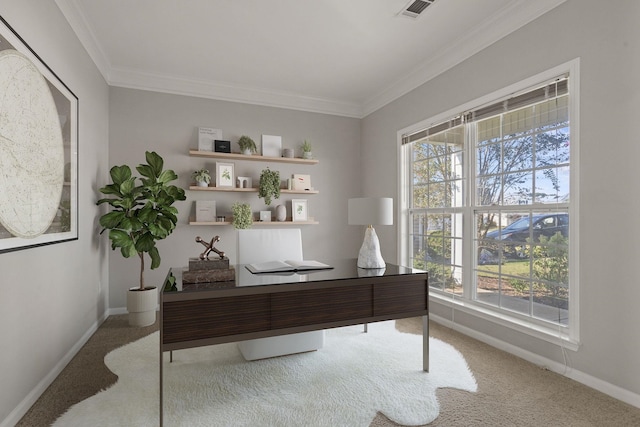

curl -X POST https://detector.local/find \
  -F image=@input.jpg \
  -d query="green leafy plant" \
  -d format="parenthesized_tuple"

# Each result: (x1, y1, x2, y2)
(237, 135, 257, 154)
(258, 167, 281, 205)
(301, 139, 312, 153)
(97, 151, 186, 290)
(191, 168, 211, 184)
(231, 202, 253, 229)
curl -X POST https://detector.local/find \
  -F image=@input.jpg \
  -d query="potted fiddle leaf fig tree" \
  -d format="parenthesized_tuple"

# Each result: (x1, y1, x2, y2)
(97, 151, 186, 326)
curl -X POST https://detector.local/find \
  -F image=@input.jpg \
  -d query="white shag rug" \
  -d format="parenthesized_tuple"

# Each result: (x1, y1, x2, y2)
(53, 321, 476, 427)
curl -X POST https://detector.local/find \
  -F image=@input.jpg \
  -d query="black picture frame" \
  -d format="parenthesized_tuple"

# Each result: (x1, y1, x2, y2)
(0, 15, 79, 253)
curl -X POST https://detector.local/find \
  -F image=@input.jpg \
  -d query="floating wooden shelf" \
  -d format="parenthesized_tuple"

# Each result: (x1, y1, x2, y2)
(189, 149, 318, 165)
(189, 218, 319, 226)
(188, 186, 318, 194)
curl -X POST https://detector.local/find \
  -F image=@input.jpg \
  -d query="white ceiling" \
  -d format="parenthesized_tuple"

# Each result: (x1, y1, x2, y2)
(55, 0, 565, 118)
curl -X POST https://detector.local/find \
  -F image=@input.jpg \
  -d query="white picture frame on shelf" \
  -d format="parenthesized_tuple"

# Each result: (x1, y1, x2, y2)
(215, 162, 234, 187)
(198, 127, 222, 151)
(292, 199, 308, 222)
(262, 135, 282, 157)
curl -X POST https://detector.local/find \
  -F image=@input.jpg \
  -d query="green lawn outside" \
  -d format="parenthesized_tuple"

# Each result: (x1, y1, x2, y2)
(477, 260, 530, 277)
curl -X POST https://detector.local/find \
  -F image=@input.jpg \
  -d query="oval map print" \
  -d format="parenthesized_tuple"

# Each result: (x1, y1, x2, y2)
(0, 49, 64, 238)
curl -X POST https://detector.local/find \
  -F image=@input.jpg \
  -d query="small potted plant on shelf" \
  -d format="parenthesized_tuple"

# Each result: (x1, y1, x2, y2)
(231, 202, 253, 229)
(258, 167, 281, 205)
(191, 168, 211, 187)
(301, 139, 312, 159)
(237, 135, 257, 155)
(97, 151, 186, 327)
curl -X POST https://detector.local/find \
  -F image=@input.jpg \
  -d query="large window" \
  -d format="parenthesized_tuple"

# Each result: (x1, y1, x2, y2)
(400, 64, 577, 342)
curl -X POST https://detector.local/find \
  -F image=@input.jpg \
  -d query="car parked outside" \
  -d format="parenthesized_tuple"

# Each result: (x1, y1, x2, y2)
(480, 213, 569, 261)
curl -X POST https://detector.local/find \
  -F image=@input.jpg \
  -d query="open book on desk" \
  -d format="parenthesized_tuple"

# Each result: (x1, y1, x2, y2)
(246, 260, 333, 274)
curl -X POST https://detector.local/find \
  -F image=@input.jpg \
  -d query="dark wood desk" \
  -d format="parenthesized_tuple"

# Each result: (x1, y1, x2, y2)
(159, 259, 428, 426)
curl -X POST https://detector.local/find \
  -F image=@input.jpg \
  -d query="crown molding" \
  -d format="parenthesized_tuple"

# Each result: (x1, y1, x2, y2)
(108, 67, 364, 118)
(56, 0, 565, 119)
(55, 0, 112, 81)
(361, 0, 567, 117)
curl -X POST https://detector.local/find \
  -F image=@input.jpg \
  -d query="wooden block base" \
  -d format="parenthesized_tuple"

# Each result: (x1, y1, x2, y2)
(182, 267, 235, 284)
(188, 257, 230, 271)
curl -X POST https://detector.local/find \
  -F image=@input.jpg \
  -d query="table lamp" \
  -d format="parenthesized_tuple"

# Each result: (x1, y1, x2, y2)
(348, 197, 393, 269)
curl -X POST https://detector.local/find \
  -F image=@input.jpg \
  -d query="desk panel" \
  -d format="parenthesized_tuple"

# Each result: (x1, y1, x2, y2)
(271, 285, 373, 328)
(163, 294, 270, 344)
(373, 278, 427, 316)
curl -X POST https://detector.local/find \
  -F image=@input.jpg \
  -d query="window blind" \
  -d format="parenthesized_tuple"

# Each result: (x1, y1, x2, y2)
(402, 76, 568, 145)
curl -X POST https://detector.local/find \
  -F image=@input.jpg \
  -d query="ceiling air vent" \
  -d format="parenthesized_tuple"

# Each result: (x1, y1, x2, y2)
(400, 0, 436, 19)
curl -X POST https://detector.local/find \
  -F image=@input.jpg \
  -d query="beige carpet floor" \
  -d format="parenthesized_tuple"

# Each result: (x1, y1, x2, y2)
(17, 315, 640, 426)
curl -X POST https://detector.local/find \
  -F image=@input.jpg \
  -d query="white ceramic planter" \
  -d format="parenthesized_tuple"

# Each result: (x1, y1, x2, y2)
(126, 286, 158, 327)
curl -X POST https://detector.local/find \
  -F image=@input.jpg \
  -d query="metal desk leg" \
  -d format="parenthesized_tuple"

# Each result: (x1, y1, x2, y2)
(159, 350, 163, 427)
(423, 315, 429, 372)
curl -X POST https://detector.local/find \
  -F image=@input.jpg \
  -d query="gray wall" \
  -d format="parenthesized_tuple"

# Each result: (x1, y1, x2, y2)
(107, 87, 363, 308)
(4, 0, 640, 423)
(0, 1, 109, 424)
(362, 0, 640, 400)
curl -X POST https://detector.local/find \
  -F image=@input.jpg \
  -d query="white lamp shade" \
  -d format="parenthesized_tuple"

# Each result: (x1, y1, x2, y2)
(348, 197, 393, 226)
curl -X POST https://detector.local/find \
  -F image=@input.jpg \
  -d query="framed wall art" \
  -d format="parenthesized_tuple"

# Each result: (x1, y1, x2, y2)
(292, 199, 308, 222)
(215, 162, 234, 187)
(0, 16, 78, 253)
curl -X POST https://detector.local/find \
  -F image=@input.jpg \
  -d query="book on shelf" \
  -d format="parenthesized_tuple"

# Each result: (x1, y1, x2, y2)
(245, 260, 332, 274)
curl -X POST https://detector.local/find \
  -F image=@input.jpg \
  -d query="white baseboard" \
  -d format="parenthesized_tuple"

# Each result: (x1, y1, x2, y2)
(1, 310, 110, 427)
(430, 314, 640, 410)
(109, 306, 128, 315)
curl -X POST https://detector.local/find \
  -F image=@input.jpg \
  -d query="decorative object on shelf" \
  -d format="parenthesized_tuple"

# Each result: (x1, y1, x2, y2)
(275, 205, 286, 222)
(259, 211, 272, 222)
(97, 151, 186, 326)
(292, 173, 311, 191)
(258, 167, 281, 205)
(301, 139, 313, 159)
(198, 127, 222, 151)
(195, 200, 216, 222)
(231, 202, 253, 229)
(195, 235, 225, 259)
(237, 135, 257, 155)
(0, 17, 79, 254)
(292, 199, 308, 222)
(236, 176, 252, 189)
(262, 134, 282, 157)
(183, 236, 235, 283)
(191, 168, 211, 187)
(216, 215, 226, 222)
(214, 139, 231, 153)
(282, 148, 294, 158)
(215, 162, 234, 187)
(348, 197, 393, 269)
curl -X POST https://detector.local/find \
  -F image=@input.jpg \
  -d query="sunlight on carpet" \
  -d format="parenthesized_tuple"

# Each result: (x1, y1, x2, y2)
(53, 321, 476, 427)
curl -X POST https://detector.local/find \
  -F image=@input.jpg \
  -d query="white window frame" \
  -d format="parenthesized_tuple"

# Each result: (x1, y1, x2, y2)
(398, 59, 580, 348)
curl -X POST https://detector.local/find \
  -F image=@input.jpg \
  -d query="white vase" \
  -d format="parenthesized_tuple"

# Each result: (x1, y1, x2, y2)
(197, 180, 208, 187)
(275, 205, 286, 221)
(243, 148, 252, 155)
(127, 286, 158, 327)
(303, 151, 313, 159)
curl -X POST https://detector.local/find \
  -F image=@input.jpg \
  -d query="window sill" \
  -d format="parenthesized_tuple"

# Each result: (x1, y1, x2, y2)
(430, 292, 580, 351)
